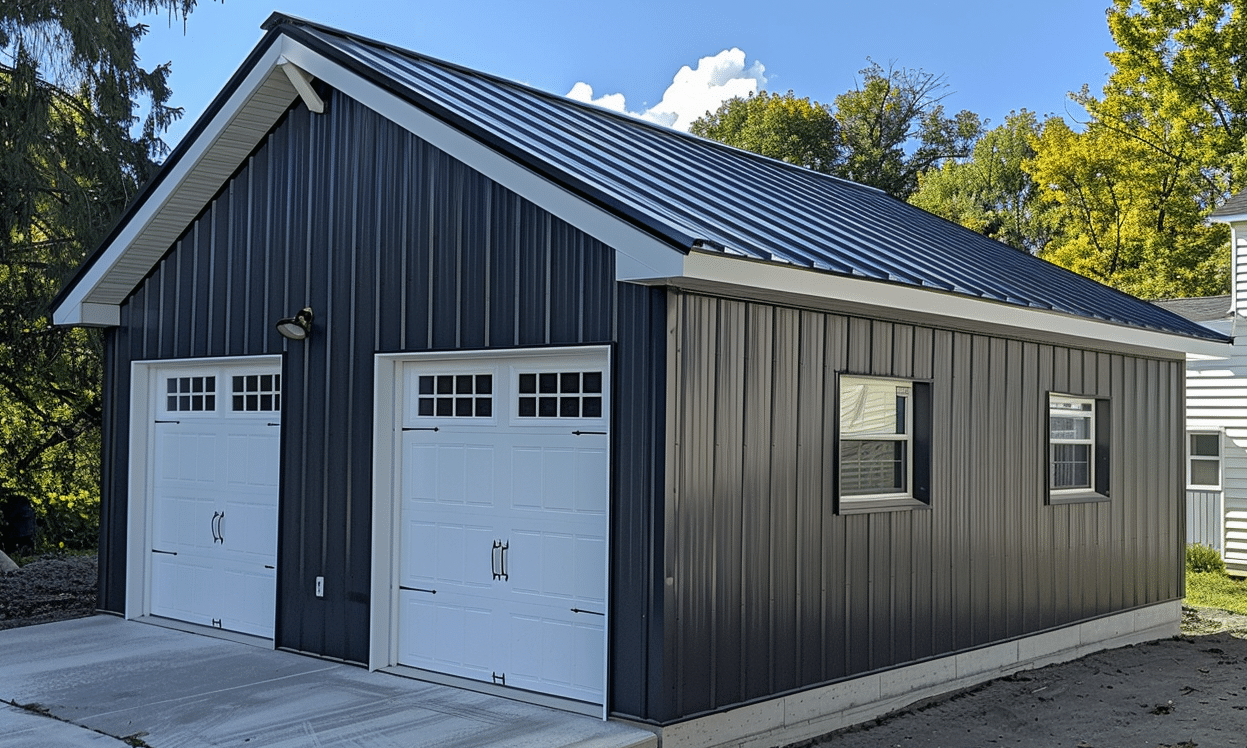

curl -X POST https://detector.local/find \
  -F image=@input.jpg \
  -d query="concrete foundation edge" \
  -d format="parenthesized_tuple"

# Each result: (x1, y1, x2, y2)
(644, 601, 1181, 748)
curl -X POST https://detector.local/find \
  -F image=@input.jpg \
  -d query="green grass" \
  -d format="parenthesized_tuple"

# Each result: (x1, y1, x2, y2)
(1186, 570, 1247, 615)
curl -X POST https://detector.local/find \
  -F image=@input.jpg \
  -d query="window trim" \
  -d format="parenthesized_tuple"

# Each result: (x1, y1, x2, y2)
(1187, 430, 1222, 491)
(1046, 391, 1110, 505)
(836, 373, 932, 513)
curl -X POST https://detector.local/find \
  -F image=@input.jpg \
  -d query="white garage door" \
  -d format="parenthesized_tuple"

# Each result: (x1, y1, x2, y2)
(147, 362, 281, 639)
(396, 349, 609, 704)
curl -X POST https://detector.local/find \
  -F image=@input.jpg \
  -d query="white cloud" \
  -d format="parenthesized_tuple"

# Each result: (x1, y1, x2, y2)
(565, 48, 767, 132)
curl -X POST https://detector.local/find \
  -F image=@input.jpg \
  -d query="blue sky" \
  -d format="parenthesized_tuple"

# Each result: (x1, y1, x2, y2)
(136, 1, 1117, 151)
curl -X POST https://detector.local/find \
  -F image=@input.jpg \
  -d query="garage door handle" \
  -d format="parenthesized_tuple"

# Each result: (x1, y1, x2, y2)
(211, 512, 221, 543)
(492, 540, 509, 581)
(217, 512, 225, 544)
(211, 512, 225, 544)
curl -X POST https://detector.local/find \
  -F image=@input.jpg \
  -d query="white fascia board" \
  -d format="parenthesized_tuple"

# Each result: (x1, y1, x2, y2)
(53, 41, 298, 327)
(1211, 212, 1247, 224)
(276, 40, 686, 281)
(673, 250, 1232, 360)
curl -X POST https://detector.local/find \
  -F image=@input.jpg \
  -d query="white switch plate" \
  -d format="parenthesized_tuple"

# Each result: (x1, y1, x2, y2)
(315, 576, 324, 597)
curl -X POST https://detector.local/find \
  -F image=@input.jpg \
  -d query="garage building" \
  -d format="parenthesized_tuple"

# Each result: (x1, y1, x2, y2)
(53, 14, 1230, 746)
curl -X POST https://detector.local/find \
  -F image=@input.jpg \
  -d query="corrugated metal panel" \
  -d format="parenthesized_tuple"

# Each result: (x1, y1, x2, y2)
(99, 92, 622, 665)
(254, 17, 1224, 343)
(663, 289, 1185, 722)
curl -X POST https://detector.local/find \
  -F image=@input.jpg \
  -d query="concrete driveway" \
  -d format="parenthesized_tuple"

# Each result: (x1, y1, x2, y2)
(0, 616, 657, 748)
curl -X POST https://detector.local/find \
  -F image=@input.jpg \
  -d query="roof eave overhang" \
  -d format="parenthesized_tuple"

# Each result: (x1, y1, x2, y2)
(1211, 211, 1247, 224)
(634, 250, 1232, 361)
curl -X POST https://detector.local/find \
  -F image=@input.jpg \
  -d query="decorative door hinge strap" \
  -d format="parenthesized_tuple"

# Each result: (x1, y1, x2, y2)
(492, 672, 506, 686)
(572, 430, 606, 436)
(211, 619, 222, 628)
(399, 586, 437, 594)
(570, 607, 605, 616)
(402, 427, 439, 432)
(154, 419, 180, 424)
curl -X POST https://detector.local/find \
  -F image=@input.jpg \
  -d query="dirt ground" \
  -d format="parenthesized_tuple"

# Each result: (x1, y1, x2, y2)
(798, 608, 1247, 748)
(4, 557, 1247, 747)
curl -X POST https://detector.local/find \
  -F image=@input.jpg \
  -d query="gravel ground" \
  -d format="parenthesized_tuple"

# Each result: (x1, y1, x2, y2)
(0, 553, 98, 630)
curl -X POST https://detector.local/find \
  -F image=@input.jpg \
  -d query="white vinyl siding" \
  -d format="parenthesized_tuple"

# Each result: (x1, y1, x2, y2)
(1185, 341, 1247, 575)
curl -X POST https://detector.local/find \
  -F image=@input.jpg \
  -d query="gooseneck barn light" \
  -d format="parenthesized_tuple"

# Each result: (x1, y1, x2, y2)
(276, 307, 314, 340)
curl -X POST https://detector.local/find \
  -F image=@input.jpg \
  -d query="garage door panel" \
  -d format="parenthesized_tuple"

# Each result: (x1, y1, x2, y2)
(147, 361, 281, 640)
(404, 439, 498, 511)
(400, 512, 494, 592)
(398, 590, 497, 680)
(225, 432, 280, 488)
(395, 349, 608, 704)
(152, 494, 217, 552)
(156, 430, 220, 485)
(506, 605, 604, 703)
(219, 562, 276, 637)
(150, 552, 217, 624)
(508, 529, 606, 604)
(220, 495, 279, 562)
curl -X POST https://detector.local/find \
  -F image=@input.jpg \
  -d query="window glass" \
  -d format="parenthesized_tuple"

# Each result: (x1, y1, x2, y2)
(1049, 394, 1094, 492)
(417, 373, 492, 418)
(839, 376, 912, 502)
(1189, 432, 1221, 488)
(517, 370, 604, 419)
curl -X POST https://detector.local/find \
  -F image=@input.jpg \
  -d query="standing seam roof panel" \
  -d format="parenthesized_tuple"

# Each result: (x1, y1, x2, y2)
(291, 25, 1225, 342)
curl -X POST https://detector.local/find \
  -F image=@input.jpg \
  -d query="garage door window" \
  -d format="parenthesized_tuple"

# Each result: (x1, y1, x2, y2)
(232, 374, 281, 412)
(417, 373, 493, 417)
(166, 376, 217, 412)
(517, 370, 602, 418)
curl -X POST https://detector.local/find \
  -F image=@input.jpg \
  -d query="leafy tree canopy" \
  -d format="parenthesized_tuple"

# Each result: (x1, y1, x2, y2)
(689, 90, 841, 172)
(689, 59, 982, 200)
(1023, 0, 1241, 299)
(910, 110, 1053, 253)
(833, 60, 983, 199)
(1, 1, 207, 506)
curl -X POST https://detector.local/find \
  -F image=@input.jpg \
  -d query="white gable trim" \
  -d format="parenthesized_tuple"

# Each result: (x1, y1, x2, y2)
(660, 251, 1231, 360)
(54, 34, 684, 327)
(53, 39, 305, 326)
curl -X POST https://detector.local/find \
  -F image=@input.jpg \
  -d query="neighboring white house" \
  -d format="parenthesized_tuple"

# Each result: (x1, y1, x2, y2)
(1156, 192, 1247, 576)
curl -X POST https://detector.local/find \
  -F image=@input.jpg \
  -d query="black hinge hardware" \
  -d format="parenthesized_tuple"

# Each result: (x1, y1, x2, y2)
(266, 422, 280, 427)
(572, 430, 606, 436)
(154, 420, 180, 424)
(151, 549, 177, 556)
(570, 608, 605, 616)
(492, 672, 506, 686)
(211, 619, 222, 628)
(265, 565, 275, 570)
(399, 586, 437, 594)
(402, 427, 439, 432)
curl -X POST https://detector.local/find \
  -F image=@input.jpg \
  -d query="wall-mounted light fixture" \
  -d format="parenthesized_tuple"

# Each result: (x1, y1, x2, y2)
(276, 307, 314, 340)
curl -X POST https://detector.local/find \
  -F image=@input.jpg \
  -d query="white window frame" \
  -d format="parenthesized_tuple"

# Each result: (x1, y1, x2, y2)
(1188, 430, 1222, 491)
(838, 375, 914, 504)
(1049, 393, 1095, 496)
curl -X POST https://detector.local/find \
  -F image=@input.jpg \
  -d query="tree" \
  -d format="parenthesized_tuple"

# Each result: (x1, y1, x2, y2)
(689, 90, 842, 172)
(833, 60, 983, 199)
(1027, 115, 1227, 298)
(910, 110, 1054, 253)
(1, 1, 207, 536)
(1022, 0, 1242, 299)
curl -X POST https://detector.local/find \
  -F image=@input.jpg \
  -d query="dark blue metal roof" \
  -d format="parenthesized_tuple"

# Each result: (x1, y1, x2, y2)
(269, 15, 1228, 343)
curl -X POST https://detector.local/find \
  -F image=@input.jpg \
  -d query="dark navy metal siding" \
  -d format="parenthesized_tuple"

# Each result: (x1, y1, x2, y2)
(661, 290, 1185, 722)
(98, 91, 649, 670)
